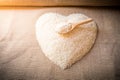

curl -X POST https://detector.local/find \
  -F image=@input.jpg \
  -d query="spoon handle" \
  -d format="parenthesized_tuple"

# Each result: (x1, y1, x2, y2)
(72, 18, 93, 28)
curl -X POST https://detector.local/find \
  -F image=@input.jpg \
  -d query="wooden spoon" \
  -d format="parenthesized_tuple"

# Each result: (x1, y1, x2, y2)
(55, 18, 93, 34)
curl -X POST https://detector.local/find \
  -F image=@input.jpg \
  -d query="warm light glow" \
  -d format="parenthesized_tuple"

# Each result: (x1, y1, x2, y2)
(0, 0, 54, 6)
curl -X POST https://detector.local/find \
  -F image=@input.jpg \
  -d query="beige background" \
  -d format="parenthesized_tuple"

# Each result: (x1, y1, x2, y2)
(0, 7, 120, 80)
